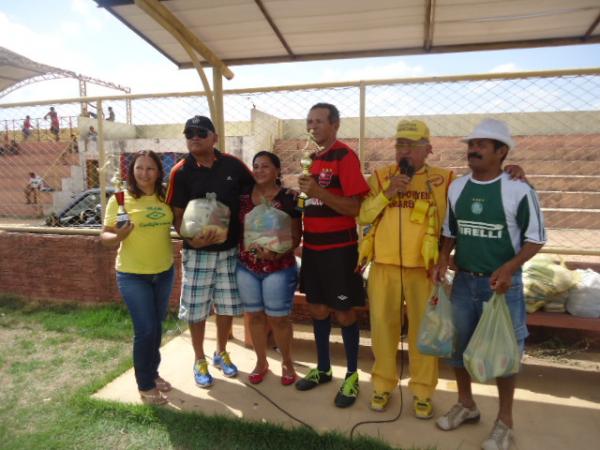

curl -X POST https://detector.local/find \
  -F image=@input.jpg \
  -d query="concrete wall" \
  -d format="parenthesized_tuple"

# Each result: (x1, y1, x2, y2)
(78, 116, 137, 140)
(134, 121, 251, 139)
(281, 111, 600, 139)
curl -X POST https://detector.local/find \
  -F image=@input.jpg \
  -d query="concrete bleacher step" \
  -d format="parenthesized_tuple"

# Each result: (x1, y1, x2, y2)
(529, 175, 600, 191)
(0, 168, 72, 185)
(17, 141, 72, 154)
(538, 191, 600, 209)
(542, 208, 600, 229)
(0, 153, 79, 168)
(0, 203, 47, 218)
(433, 148, 600, 162)
(447, 162, 599, 176)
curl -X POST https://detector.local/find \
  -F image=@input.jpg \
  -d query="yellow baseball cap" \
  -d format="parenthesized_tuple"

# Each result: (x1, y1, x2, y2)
(395, 120, 430, 141)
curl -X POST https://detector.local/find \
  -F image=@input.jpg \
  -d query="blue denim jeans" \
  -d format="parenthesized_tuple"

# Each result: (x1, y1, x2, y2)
(116, 266, 175, 391)
(446, 270, 528, 368)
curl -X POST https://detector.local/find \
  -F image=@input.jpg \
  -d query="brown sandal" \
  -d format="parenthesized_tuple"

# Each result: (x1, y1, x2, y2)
(154, 377, 172, 392)
(139, 389, 168, 405)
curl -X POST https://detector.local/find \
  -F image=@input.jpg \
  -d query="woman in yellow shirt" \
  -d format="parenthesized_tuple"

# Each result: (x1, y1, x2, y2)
(101, 150, 174, 405)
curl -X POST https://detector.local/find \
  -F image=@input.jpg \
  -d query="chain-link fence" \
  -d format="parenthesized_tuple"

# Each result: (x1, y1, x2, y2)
(1, 69, 599, 253)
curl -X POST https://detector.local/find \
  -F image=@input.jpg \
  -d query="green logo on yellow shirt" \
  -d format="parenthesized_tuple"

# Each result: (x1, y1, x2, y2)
(146, 211, 166, 220)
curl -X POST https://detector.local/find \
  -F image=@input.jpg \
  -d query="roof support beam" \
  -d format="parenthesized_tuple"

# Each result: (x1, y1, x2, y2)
(423, 0, 436, 52)
(134, 0, 233, 80)
(212, 67, 226, 153)
(583, 12, 600, 40)
(134, 0, 219, 122)
(254, 0, 295, 58)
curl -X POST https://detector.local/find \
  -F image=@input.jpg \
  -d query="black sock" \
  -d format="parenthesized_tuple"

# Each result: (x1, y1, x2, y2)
(313, 317, 331, 372)
(341, 322, 360, 375)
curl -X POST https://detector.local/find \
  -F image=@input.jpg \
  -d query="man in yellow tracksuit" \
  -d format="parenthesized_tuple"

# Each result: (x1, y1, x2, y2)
(358, 120, 453, 418)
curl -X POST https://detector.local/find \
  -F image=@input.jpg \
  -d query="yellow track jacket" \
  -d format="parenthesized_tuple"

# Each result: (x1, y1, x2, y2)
(359, 163, 454, 268)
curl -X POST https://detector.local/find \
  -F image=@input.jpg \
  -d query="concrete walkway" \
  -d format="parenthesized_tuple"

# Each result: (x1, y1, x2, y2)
(94, 318, 600, 450)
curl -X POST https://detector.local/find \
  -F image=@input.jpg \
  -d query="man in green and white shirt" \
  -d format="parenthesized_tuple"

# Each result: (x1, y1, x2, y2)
(433, 119, 545, 450)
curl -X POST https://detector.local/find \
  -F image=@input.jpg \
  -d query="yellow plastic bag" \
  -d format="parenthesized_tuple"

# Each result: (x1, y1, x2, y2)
(463, 293, 520, 383)
(356, 223, 377, 273)
(421, 205, 439, 270)
(417, 284, 455, 357)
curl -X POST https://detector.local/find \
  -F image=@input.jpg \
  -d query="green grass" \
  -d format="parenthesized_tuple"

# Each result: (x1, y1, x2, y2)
(0, 295, 407, 450)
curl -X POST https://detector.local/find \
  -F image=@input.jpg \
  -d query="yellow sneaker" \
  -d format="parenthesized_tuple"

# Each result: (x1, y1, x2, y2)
(414, 397, 433, 419)
(370, 391, 390, 412)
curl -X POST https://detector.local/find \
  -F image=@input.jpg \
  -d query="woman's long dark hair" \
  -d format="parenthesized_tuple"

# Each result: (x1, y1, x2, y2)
(127, 150, 166, 200)
(253, 151, 282, 186)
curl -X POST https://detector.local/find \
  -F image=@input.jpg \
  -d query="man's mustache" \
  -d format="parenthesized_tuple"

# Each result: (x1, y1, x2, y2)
(468, 152, 482, 159)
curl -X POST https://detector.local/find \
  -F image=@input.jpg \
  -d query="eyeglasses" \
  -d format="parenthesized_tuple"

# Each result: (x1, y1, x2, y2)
(184, 128, 211, 139)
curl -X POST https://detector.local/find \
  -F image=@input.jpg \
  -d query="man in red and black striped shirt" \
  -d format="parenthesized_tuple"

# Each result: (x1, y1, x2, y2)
(295, 103, 369, 408)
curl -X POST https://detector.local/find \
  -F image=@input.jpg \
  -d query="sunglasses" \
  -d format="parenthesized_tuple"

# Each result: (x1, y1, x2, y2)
(184, 128, 211, 139)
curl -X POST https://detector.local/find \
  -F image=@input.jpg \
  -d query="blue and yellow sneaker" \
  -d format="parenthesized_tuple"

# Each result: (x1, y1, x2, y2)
(193, 358, 214, 388)
(213, 351, 238, 377)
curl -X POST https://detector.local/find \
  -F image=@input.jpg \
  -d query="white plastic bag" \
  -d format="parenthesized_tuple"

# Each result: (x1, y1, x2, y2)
(180, 193, 230, 242)
(244, 199, 292, 253)
(566, 269, 600, 318)
(417, 284, 455, 358)
(463, 293, 520, 383)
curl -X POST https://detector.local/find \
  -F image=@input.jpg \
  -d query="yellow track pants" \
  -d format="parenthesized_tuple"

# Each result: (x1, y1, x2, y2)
(368, 263, 438, 399)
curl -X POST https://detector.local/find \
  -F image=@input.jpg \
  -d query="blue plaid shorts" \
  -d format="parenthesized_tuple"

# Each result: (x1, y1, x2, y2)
(179, 247, 242, 323)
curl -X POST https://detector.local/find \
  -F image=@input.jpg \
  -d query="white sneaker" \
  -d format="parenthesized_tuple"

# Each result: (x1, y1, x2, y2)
(481, 419, 513, 450)
(436, 402, 481, 431)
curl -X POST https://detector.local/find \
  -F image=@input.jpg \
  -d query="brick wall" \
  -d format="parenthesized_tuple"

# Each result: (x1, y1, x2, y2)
(0, 231, 371, 327)
(0, 231, 183, 306)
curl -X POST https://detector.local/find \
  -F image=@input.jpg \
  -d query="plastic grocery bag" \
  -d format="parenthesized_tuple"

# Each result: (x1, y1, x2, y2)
(417, 284, 455, 357)
(463, 293, 520, 383)
(180, 193, 230, 242)
(566, 269, 600, 318)
(523, 255, 578, 312)
(244, 199, 292, 253)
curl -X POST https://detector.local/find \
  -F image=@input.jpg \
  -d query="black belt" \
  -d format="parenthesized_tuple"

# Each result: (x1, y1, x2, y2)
(459, 269, 492, 277)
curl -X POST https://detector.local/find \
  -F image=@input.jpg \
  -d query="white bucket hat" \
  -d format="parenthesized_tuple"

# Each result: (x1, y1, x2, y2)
(462, 118, 515, 150)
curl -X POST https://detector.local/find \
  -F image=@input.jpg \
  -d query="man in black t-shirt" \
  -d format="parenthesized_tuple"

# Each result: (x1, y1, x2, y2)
(167, 116, 254, 388)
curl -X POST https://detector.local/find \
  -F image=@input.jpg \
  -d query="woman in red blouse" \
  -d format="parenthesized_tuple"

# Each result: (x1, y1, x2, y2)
(237, 151, 302, 385)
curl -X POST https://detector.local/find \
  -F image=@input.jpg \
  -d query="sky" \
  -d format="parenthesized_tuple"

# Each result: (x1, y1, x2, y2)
(1, 0, 600, 104)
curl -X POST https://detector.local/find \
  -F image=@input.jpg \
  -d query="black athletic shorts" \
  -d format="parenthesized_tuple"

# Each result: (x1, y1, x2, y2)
(299, 244, 365, 311)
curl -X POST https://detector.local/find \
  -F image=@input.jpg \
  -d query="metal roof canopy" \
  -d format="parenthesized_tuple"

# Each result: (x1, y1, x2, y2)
(0, 46, 133, 121)
(0, 46, 131, 98)
(95, 0, 600, 69)
(93, 0, 600, 151)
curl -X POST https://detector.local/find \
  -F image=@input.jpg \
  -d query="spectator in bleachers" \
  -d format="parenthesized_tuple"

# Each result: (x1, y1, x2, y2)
(24, 172, 51, 204)
(22, 115, 34, 140)
(88, 126, 98, 142)
(44, 107, 60, 141)
(69, 134, 79, 153)
(107, 106, 115, 122)
(7, 139, 20, 155)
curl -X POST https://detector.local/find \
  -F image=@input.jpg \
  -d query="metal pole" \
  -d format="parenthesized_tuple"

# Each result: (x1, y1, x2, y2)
(126, 98, 132, 125)
(213, 67, 225, 153)
(96, 99, 108, 218)
(359, 81, 366, 170)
